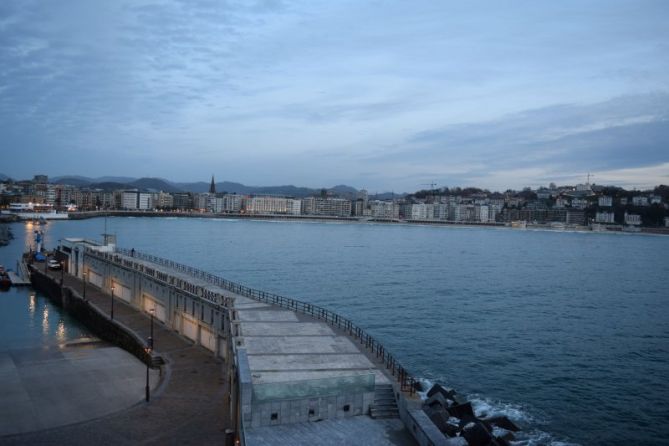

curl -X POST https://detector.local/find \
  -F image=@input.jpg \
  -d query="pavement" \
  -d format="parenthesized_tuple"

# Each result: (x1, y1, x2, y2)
(1, 269, 230, 445)
(0, 342, 160, 436)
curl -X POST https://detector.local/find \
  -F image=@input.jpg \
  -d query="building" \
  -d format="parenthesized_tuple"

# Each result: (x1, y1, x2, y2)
(121, 190, 152, 210)
(632, 196, 648, 207)
(152, 192, 174, 209)
(571, 198, 588, 210)
(566, 210, 585, 225)
(650, 195, 662, 205)
(369, 201, 399, 219)
(598, 196, 613, 207)
(244, 196, 300, 215)
(301, 197, 352, 217)
(624, 212, 642, 225)
(595, 212, 615, 224)
(222, 194, 244, 213)
(172, 193, 193, 210)
(665, 217, 669, 227)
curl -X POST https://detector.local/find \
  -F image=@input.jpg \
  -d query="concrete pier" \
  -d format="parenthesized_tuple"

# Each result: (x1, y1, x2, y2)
(16, 239, 446, 445)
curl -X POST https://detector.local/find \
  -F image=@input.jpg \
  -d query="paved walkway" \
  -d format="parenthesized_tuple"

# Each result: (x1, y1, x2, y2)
(1, 270, 230, 445)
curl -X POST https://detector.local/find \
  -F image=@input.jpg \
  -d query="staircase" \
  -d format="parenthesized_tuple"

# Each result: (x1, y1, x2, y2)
(370, 384, 399, 419)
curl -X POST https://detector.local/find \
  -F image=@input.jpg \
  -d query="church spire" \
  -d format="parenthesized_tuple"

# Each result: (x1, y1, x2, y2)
(209, 175, 216, 194)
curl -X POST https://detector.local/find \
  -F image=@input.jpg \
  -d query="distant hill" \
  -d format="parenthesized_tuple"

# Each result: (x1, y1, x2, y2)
(52, 176, 94, 187)
(0, 173, 10, 181)
(129, 178, 183, 193)
(29, 174, 399, 198)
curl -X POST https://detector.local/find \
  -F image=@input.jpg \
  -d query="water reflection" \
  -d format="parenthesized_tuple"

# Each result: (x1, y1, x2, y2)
(42, 304, 49, 336)
(28, 293, 36, 316)
(56, 319, 66, 343)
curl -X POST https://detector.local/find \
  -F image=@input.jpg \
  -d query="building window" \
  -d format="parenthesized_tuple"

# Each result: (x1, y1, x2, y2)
(343, 404, 350, 412)
(270, 413, 278, 421)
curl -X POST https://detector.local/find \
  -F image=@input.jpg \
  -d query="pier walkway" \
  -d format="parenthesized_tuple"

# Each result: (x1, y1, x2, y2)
(2, 269, 230, 445)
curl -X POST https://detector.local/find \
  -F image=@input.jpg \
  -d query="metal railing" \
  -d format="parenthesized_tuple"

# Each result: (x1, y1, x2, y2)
(110, 247, 418, 395)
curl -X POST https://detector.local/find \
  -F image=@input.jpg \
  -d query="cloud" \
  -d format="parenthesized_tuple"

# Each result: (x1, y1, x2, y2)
(1, 1, 668, 191)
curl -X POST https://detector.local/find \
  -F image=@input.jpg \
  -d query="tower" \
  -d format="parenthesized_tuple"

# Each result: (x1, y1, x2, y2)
(209, 175, 216, 194)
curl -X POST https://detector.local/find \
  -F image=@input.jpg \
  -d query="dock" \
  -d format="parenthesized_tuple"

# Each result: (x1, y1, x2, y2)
(7, 270, 30, 286)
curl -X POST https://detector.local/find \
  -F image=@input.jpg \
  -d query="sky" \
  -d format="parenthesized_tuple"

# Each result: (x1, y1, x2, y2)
(1, 0, 668, 192)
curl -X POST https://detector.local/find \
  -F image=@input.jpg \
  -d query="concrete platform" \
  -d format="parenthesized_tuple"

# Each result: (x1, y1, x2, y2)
(0, 342, 159, 436)
(245, 415, 414, 446)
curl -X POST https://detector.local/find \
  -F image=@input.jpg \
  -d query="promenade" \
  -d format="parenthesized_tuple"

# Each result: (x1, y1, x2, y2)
(2, 270, 230, 445)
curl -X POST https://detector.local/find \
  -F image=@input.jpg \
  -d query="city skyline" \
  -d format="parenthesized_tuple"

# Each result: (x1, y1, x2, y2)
(1, 1, 668, 191)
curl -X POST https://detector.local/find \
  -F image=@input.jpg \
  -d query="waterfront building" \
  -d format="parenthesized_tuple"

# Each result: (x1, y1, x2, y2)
(152, 192, 174, 209)
(244, 196, 301, 215)
(650, 195, 662, 205)
(369, 200, 399, 219)
(620, 197, 628, 205)
(598, 196, 613, 207)
(566, 210, 586, 225)
(409, 203, 433, 220)
(433, 203, 448, 220)
(121, 190, 152, 210)
(632, 196, 648, 206)
(172, 192, 193, 210)
(595, 211, 615, 224)
(301, 197, 352, 217)
(222, 194, 244, 213)
(554, 197, 569, 208)
(624, 212, 642, 225)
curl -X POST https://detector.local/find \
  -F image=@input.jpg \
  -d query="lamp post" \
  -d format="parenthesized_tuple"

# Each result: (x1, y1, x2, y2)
(83, 269, 88, 301)
(149, 308, 155, 350)
(110, 284, 115, 320)
(145, 346, 151, 402)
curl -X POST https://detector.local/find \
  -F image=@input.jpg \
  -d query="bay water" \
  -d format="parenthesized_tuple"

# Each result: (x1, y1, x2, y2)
(2, 217, 668, 445)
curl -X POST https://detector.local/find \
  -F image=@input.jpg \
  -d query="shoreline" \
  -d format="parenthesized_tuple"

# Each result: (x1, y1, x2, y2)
(61, 210, 669, 236)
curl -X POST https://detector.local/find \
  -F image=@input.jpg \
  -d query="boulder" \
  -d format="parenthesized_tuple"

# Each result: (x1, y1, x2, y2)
(427, 410, 459, 437)
(425, 392, 452, 410)
(461, 420, 493, 446)
(482, 416, 520, 432)
(447, 402, 474, 419)
(427, 383, 457, 400)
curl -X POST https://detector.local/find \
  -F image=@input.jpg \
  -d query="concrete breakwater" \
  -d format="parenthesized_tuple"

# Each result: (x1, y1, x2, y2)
(24, 237, 527, 446)
(45, 237, 458, 445)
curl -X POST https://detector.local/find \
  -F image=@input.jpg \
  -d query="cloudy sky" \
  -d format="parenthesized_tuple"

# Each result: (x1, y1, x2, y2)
(1, 0, 668, 192)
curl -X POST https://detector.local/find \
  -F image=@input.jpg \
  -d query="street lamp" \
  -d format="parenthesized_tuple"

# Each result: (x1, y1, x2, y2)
(149, 308, 155, 350)
(83, 269, 88, 301)
(145, 345, 152, 402)
(110, 284, 115, 320)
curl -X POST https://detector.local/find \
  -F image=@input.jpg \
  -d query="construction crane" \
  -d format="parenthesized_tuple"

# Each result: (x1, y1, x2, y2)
(420, 182, 438, 191)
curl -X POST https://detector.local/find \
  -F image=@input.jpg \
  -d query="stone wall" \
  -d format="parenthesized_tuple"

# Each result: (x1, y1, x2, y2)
(29, 267, 152, 366)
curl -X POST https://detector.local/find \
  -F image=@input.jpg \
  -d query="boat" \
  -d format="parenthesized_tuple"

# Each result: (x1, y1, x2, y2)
(1, 203, 69, 221)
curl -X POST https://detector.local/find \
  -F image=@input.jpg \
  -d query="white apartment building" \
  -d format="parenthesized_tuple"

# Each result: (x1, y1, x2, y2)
(598, 196, 613, 207)
(624, 212, 641, 225)
(222, 194, 244, 212)
(121, 191, 152, 210)
(244, 196, 301, 215)
(595, 211, 615, 224)
(410, 203, 434, 220)
(369, 201, 399, 219)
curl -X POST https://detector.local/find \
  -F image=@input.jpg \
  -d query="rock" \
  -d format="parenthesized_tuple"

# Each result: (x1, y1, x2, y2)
(482, 416, 520, 432)
(461, 420, 493, 446)
(427, 410, 459, 437)
(425, 392, 452, 410)
(427, 383, 457, 400)
(448, 402, 474, 419)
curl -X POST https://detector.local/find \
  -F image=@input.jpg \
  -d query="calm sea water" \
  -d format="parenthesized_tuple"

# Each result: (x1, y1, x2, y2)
(0, 224, 90, 352)
(3, 217, 668, 445)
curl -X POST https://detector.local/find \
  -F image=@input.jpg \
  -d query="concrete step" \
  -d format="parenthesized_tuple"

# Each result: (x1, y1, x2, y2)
(370, 384, 399, 419)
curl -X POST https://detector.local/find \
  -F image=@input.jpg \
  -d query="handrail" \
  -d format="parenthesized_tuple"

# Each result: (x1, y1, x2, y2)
(95, 246, 417, 395)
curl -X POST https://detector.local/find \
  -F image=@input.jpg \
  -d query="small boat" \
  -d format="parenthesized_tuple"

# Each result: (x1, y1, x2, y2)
(0, 270, 10, 290)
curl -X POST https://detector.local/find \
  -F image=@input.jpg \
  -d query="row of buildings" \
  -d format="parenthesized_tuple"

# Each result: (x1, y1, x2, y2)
(1, 175, 667, 226)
